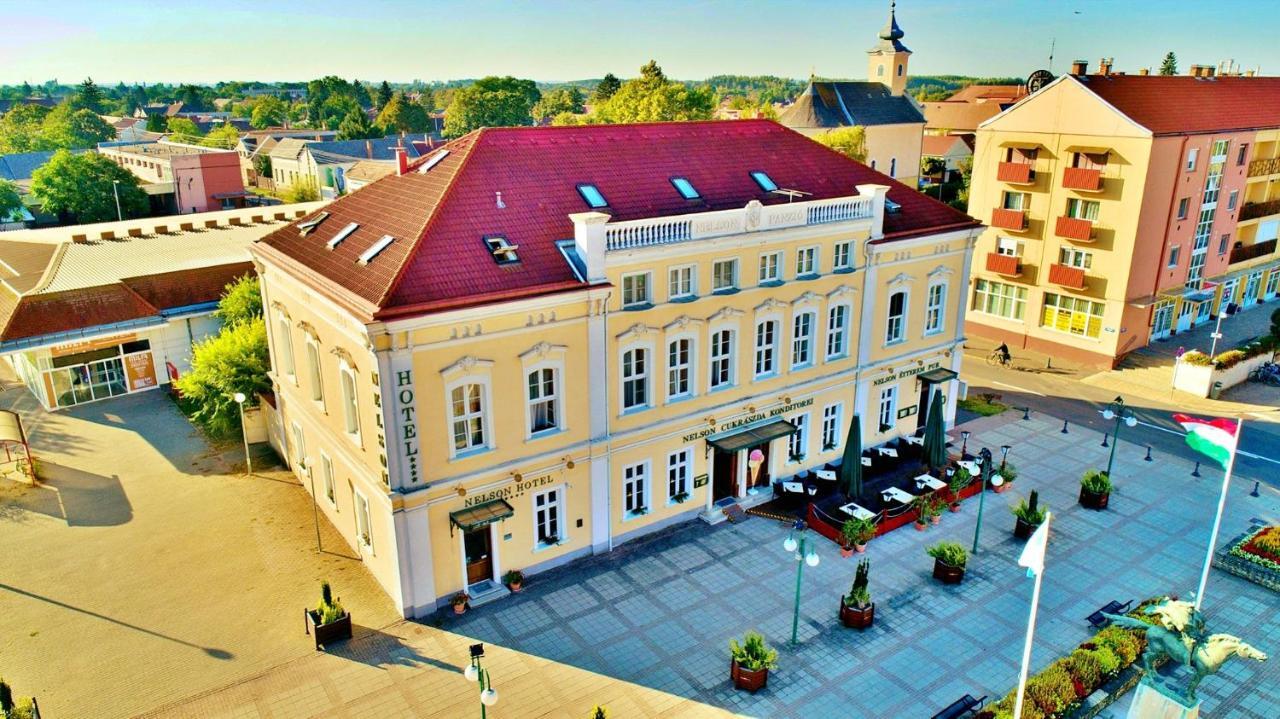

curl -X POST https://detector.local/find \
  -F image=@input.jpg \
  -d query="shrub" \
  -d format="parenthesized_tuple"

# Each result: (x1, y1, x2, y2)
(948, 465, 972, 496)
(927, 541, 967, 568)
(1213, 349, 1247, 369)
(1066, 649, 1103, 691)
(315, 581, 346, 625)
(1089, 646, 1122, 675)
(503, 569, 525, 586)
(1094, 625, 1142, 665)
(1081, 469, 1112, 494)
(1026, 663, 1075, 715)
(1271, 307, 1280, 340)
(998, 462, 1018, 483)
(1180, 350, 1213, 366)
(1012, 490, 1046, 525)
(729, 631, 778, 671)
(591, 706, 608, 719)
(845, 559, 871, 608)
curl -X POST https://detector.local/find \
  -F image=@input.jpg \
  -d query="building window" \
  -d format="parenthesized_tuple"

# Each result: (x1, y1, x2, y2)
(833, 241, 852, 270)
(1002, 191, 1027, 211)
(621, 347, 649, 410)
(1066, 198, 1100, 221)
(534, 487, 563, 546)
(577, 183, 608, 208)
(354, 490, 372, 550)
(291, 421, 306, 469)
(1006, 147, 1037, 165)
(972, 279, 1027, 320)
(885, 291, 907, 344)
(754, 320, 778, 377)
(1177, 198, 1190, 220)
(671, 177, 700, 200)
(1059, 247, 1093, 269)
(339, 363, 360, 439)
(527, 367, 559, 434)
(925, 282, 946, 335)
(821, 403, 842, 451)
(275, 313, 295, 378)
(669, 264, 695, 300)
(889, 158, 897, 178)
(1211, 140, 1229, 160)
(796, 246, 817, 276)
(1185, 148, 1198, 172)
(877, 65, 885, 77)
(758, 252, 782, 283)
(621, 272, 650, 308)
(320, 452, 336, 504)
(1072, 152, 1107, 170)
(826, 305, 849, 358)
(788, 413, 809, 461)
(667, 449, 691, 502)
(791, 311, 815, 368)
(667, 338, 692, 399)
(450, 383, 487, 452)
(1236, 144, 1249, 166)
(710, 329, 734, 389)
(877, 386, 898, 432)
(712, 259, 738, 292)
(305, 337, 324, 404)
(1168, 246, 1180, 268)
(1042, 292, 1105, 338)
(996, 236, 1023, 257)
(1218, 233, 1230, 255)
(750, 171, 777, 192)
(1227, 190, 1238, 211)
(623, 461, 648, 517)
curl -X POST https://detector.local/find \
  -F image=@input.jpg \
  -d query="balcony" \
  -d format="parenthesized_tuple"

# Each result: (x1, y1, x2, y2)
(1048, 263, 1087, 290)
(1241, 199, 1280, 222)
(991, 208, 1028, 231)
(1055, 215, 1095, 242)
(1229, 238, 1277, 265)
(997, 162, 1035, 184)
(1248, 157, 1280, 177)
(986, 252, 1023, 277)
(1062, 167, 1103, 191)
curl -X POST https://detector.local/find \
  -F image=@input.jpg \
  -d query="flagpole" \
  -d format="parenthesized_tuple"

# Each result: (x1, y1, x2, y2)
(1013, 511, 1051, 719)
(1194, 418, 1244, 612)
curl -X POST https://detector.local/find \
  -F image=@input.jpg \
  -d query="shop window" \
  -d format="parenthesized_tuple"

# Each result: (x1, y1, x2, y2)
(534, 487, 563, 547)
(527, 367, 559, 434)
(667, 449, 691, 503)
(791, 311, 815, 368)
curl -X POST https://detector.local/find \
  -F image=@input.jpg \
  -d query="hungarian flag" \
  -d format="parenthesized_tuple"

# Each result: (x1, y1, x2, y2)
(1173, 414, 1238, 469)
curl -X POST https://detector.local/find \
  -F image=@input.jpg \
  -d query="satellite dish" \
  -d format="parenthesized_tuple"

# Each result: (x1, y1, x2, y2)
(1027, 69, 1055, 94)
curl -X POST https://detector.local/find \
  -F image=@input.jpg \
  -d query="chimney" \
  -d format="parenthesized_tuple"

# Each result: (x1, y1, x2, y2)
(1246, 69, 1257, 78)
(1139, 67, 1150, 76)
(1097, 57, 1112, 75)
(1071, 60, 1088, 76)
(1204, 65, 1216, 77)
(394, 147, 408, 176)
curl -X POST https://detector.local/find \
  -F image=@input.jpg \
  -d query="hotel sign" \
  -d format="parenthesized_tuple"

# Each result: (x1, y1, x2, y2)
(873, 361, 942, 386)
(395, 370, 420, 483)
(681, 397, 814, 443)
(462, 473, 558, 508)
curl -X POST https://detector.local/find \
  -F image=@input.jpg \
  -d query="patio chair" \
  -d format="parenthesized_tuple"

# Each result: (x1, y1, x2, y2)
(931, 694, 986, 719)
(1086, 600, 1133, 629)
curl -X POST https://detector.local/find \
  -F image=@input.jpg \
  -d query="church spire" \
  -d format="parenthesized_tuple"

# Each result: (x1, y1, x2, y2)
(879, 0, 904, 42)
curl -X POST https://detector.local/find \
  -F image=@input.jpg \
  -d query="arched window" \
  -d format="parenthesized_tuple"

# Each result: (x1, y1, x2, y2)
(890, 158, 897, 177)
(877, 64, 885, 77)
(897, 63, 904, 77)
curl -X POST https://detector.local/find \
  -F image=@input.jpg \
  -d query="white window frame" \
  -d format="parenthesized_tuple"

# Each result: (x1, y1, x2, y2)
(924, 282, 946, 336)
(878, 386, 898, 432)
(825, 304, 850, 359)
(712, 258, 739, 292)
(1168, 246, 1181, 268)
(305, 335, 324, 406)
(668, 264, 695, 300)
(758, 251, 782, 284)
(666, 448, 692, 505)
(275, 311, 296, 380)
(622, 461, 650, 519)
(791, 310, 815, 369)
(1059, 246, 1093, 269)
(338, 360, 361, 444)
(821, 402, 842, 451)
(320, 451, 336, 505)
(621, 271, 651, 308)
(533, 486, 564, 548)
(354, 490, 372, 552)
(753, 319, 779, 378)
(833, 241, 852, 271)
(971, 279, 1027, 320)
(885, 290, 908, 345)
(796, 246, 818, 277)
(620, 344, 652, 412)
(996, 236, 1022, 257)
(788, 413, 809, 462)
(666, 335, 695, 402)
(526, 365, 562, 437)
(291, 421, 306, 470)
(709, 328, 736, 390)
(446, 376, 493, 458)
(1186, 148, 1198, 172)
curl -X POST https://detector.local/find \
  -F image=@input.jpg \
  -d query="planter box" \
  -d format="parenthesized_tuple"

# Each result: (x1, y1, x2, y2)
(730, 660, 769, 692)
(932, 558, 965, 584)
(1173, 352, 1275, 398)
(1079, 486, 1110, 510)
(1014, 517, 1040, 539)
(839, 601, 875, 629)
(1214, 529, 1280, 592)
(306, 609, 352, 650)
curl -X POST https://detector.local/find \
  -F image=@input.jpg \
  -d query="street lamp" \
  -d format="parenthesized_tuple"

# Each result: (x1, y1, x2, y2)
(971, 448, 1005, 554)
(783, 520, 820, 645)
(960, 430, 971, 459)
(233, 392, 251, 475)
(1101, 396, 1138, 479)
(112, 180, 122, 221)
(1208, 308, 1229, 358)
(465, 643, 499, 718)
(1000, 444, 1012, 471)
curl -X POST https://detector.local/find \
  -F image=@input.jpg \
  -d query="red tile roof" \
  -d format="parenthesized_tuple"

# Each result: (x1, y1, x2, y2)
(1078, 75, 1280, 135)
(921, 134, 971, 157)
(121, 262, 256, 312)
(257, 120, 977, 321)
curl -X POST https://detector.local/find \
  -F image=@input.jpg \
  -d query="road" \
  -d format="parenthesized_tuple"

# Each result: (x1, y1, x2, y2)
(958, 346, 1280, 487)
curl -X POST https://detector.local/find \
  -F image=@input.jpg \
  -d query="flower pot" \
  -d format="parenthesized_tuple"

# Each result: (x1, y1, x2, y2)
(840, 545, 854, 558)
(1013, 517, 1040, 539)
(1079, 486, 1110, 510)
(914, 521, 927, 531)
(508, 581, 523, 593)
(930, 514, 941, 525)
(993, 482, 1010, 494)
(932, 558, 965, 584)
(452, 602, 468, 615)
(306, 609, 352, 650)
(949, 502, 961, 513)
(854, 543, 867, 554)
(730, 659, 769, 693)
(839, 601, 875, 630)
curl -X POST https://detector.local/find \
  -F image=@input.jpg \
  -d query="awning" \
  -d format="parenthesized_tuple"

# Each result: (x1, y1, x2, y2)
(708, 418, 797, 453)
(999, 139, 1042, 149)
(449, 499, 514, 533)
(919, 368, 959, 383)
(1064, 144, 1111, 155)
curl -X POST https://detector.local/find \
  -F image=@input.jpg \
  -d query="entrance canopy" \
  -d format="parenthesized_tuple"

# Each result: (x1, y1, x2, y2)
(918, 368, 958, 383)
(449, 499, 514, 534)
(708, 418, 797, 453)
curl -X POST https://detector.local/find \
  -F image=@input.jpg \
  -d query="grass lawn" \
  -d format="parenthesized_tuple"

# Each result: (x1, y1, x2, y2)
(958, 394, 1008, 416)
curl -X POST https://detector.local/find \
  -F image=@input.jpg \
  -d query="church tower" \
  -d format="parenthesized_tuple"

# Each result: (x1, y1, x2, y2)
(867, 1, 911, 96)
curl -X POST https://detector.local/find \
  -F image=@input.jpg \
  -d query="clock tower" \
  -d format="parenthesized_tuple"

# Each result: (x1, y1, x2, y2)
(867, 1, 911, 97)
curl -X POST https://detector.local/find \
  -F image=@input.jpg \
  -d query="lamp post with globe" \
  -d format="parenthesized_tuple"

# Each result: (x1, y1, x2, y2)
(783, 520, 820, 645)
(465, 643, 499, 718)
(971, 447, 1005, 554)
(1101, 397, 1138, 479)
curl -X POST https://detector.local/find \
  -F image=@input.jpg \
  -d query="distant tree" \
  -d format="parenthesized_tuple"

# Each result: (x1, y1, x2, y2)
(38, 104, 116, 149)
(175, 318, 270, 438)
(0, 103, 51, 153)
(249, 95, 287, 129)
(590, 61, 714, 124)
(73, 77, 105, 113)
(319, 95, 361, 130)
(200, 123, 239, 149)
(214, 273, 263, 326)
(252, 153, 272, 180)
(550, 111, 582, 126)
(287, 101, 308, 126)
(336, 109, 380, 140)
(593, 73, 621, 103)
(165, 117, 203, 141)
(443, 77, 541, 137)
(352, 79, 372, 109)
(532, 87, 585, 122)
(0, 179, 22, 221)
(376, 80, 394, 110)
(1160, 52, 1178, 76)
(20, 81, 33, 99)
(282, 178, 320, 203)
(176, 84, 208, 112)
(145, 113, 168, 133)
(375, 92, 429, 133)
(814, 126, 867, 163)
(29, 150, 148, 223)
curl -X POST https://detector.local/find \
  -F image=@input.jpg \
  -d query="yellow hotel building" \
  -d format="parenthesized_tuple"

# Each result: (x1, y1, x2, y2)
(252, 120, 980, 616)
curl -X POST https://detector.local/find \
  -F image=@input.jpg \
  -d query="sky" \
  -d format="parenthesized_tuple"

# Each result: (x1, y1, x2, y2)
(2, 0, 1276, 85)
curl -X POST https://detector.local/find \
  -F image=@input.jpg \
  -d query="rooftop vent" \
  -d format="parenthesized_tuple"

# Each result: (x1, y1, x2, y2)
(297, 211, 330, 236)
(358, 235, 395, 265)
(483, 235, 520, 265)
(496, 191, 506, 209)
(327, 222, 358, 250)
(418, 149, 450, 173)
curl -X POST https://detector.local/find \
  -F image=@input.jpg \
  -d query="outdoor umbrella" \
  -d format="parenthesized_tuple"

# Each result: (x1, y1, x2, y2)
(839, 414, 863, 499)
(922, 390, 947, 471)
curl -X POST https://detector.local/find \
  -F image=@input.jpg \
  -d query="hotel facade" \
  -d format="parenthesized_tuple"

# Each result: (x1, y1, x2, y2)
(252, 121, 980, 617)
(966, 63, 1280, 367)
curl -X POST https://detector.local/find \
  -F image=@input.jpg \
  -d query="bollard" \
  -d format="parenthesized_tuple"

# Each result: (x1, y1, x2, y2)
(1144, 446, 1153, 462)
(1061, 419, 1069, 434)
(1101, 433, 1109, 448)
(1250, 481, 1261, 498)
(1021, 406, 1031, 421)
(1192, 461, 1201, 478)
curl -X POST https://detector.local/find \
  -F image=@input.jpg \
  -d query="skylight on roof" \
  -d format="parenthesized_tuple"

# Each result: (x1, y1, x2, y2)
(577, 184, 608, 209)
(327, 222, 359, 250)
(297, 211, 330, 236)
(358, 235, 395, 265)
(750, 171, 778, 192)
(483, 235, 520, 265)
(671, 177, 700, 200)
(885, 198, 902, 214)
(418, 150, 450, 173)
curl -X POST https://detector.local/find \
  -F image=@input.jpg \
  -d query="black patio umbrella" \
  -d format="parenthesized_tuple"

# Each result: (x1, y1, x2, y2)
(838, 414, 864, 499)
(922, 390, 947, 471)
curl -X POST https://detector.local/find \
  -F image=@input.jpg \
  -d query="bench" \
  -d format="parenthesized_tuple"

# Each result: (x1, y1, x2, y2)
(931, 694, 986, 719)
(1086, 600, 1133, 629)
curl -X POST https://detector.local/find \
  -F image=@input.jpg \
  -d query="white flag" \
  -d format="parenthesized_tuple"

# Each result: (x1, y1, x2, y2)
(1018, 512, 1051, 578)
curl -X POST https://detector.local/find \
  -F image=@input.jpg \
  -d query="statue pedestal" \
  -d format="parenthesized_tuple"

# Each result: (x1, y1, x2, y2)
(1125, 681, 1200, 719)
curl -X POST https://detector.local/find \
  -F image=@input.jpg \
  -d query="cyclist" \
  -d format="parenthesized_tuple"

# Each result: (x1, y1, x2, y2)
(996, 342, 1012, 366)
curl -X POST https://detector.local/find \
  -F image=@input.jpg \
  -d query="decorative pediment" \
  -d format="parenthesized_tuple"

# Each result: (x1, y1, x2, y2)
(928, 265, 955, 279)
(296, 320, 318, 339)
(440, 354, 495, 378)
(886, 271, 914, 287)
(754, 298, 787, 314)
(707, 306, 745, 323)
(616, 323, 659, 342)
(519, 341, 568, 361)
(791, 291, 823, 306)
(827, 284, 858, 300)
(664, 315, 703, 333)
(329, 345, 356, 370)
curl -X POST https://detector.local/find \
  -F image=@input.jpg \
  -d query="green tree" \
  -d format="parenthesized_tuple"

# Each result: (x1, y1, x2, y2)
(443, 76, 541, 137)
(283, 178, 320, 203)
(38, 104, 116, 149)
(145, 113, 168, 132)
(0, 103, 51, 153)
(375, 92, 429, 133)
(814, 126, 868, 163)
(550, 111, 582, 126)
(1159, 52, 1178, 76)
(249, 95, 287, 129)
(252, 153, 272, 181)
(336, 109, 380, 140)
(29, 150, 149, 223)
(20, 81, 33, 99)
(532, 87, 585, 122)
(352, 79, 372, 109)
(200, 123, 239, 149)
(376, 80, 394, 110)
(214, 273, 262, 326)
(176, 84, 209, 112)
(175, 319, 271, 438)
(73, 77, 105, 113)
(165, 117, 203, 141)
(0, 179, 23, 221)
(593, 73, 621, 103)
(590, 61, 714, 124)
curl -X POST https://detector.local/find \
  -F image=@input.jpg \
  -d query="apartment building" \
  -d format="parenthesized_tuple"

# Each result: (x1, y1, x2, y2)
(252, 120, 980, 617)
(99, 141, 247, 214)
(966, 63, 1280, 367)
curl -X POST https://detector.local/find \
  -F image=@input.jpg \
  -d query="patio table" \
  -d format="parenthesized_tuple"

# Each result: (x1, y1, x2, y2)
(876, 446, 899, 458)
(861, 456, 872, 467)
(838, 502, 876, 521)
(782, 481, 805, 494)
(915, 474, 946, 491)
(903, 435, 924, 446)
(814, 469, 837, 481)
(880, 487, 915, 504)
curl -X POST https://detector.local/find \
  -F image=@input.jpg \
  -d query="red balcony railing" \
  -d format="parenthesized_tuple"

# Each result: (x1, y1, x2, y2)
(986, 252, 1023, 277)
(991, 208, 1028, 231)
(1229, 238, 1277, 265)
(997, 162, 1035, 184)
(1048, 263, 1087, 289)
(1241, 199, 1280, 221)
(1055, 215, 1095, 242)
(1062, 167, 1103, 191)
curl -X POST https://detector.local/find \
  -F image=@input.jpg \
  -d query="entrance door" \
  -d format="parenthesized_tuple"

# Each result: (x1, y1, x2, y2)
(1150, 304, 1173, 341)
(1176, 301, 1195, 333)
(916, 383, 932, 430)
(1243, 273, 1261, 308)
(463, 526, 493, 586)
(713, 448, 738, 501)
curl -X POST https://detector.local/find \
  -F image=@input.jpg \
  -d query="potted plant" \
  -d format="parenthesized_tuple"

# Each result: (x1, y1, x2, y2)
(503, 569, 525, 592)
(729, 630, 778, 692)
(928, 541, 967, 584)
(913, 497, 930, 531)
(842, 516, 876, 554)
(306, 581, 352, 649)
(1012, 490, 1047, 539)
(1079, 469, 1112, 509)
(590, 707, 608, 719)
(839, 558, 875, 629)
(450, 591, 470, 615)
(672, 491, 690, 504)
(928, 495, 943, 525)
(948, 467, 971, 511)
(993, 462, 1017, 493)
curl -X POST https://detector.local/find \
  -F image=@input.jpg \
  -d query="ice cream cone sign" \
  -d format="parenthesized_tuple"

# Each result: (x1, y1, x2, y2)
(748, 449, 765, 481)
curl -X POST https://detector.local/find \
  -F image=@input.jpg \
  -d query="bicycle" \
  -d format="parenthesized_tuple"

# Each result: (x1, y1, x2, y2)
(1249, 362, 1280, 387)
(986, 347, 1012, 368)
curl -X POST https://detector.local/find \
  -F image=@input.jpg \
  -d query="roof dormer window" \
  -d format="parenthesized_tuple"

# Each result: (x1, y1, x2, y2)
(750, 171, 778, 192)
(358, 235, 395, 265)
(297, 211, 330, 236)
(671, 177, 700, 200)
(483, 235, 520, 265)
(327, 222, 358, 250)
(577, 183, 608, 209)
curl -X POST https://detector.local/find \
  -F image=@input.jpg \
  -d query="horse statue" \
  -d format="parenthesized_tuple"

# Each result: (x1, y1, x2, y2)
(1186, 634, 1268, 700)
